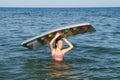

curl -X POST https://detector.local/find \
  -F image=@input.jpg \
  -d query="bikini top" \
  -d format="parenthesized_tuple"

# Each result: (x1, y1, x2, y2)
(52, 52, 64, 61)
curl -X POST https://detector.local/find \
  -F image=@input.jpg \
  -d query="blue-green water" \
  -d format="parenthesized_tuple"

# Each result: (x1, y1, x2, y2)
(0, 7, 120, 80)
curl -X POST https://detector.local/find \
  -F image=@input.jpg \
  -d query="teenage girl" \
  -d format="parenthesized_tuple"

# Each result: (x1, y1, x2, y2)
(49, 33, 74, 61)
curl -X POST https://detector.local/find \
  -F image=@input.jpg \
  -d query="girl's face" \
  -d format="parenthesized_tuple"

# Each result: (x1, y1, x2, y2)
(56, 40, 63, 49)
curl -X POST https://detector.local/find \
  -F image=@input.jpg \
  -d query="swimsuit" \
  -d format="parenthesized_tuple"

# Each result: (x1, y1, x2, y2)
(52, 53, 64, 61)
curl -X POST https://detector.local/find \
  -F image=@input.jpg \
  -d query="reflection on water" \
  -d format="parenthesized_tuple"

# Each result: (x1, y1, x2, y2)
(22, 57, 89, 79)
(49, 60, 73, 78)
(22, 58, 75, 79)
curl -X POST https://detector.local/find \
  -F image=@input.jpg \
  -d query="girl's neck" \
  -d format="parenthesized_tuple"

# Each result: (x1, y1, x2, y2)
(56, 47, 61, 51)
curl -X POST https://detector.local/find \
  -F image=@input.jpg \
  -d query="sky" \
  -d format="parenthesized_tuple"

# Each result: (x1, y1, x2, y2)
(0, 0, 120, 7)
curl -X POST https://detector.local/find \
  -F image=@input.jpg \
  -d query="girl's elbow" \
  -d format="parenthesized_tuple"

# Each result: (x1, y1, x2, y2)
(49, 41, 53, 45)
(49, 42, 52, 45)
(71, 45, 74, 49)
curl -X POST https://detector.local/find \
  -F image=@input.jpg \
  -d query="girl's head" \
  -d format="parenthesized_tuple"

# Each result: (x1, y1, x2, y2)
(55, 37, 63, 49)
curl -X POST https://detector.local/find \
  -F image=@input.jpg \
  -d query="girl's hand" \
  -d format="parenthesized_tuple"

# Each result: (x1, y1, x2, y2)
(55, 32, 60, 37)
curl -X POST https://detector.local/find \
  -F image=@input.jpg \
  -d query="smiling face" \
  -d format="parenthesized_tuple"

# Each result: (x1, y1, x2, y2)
(56, 40, 63, 49)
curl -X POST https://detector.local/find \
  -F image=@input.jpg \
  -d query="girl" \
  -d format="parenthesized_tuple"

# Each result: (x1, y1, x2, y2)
(49, 33, 74, 61)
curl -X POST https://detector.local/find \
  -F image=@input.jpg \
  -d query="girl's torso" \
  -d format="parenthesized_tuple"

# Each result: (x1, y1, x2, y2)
(52, 49, 64, 61)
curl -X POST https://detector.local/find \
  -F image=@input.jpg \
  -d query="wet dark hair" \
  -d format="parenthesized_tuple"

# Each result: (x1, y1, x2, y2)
(55, 37, 62, 48)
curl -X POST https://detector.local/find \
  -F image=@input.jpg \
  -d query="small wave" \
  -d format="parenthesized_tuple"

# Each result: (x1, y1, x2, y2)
(112, 32, 120, 34)
(103, 23, 112, 26)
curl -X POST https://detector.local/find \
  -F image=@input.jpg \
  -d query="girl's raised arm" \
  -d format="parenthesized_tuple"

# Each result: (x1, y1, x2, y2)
(49, 33, 60, 51)
(62, 38, 74, 54)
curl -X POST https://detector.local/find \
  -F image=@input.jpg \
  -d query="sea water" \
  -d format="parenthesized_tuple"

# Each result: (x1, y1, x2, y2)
(0, 7, 120, 80)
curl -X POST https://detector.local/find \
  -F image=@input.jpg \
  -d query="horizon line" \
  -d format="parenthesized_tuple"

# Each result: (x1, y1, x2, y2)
(0, 6, 119, 8)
